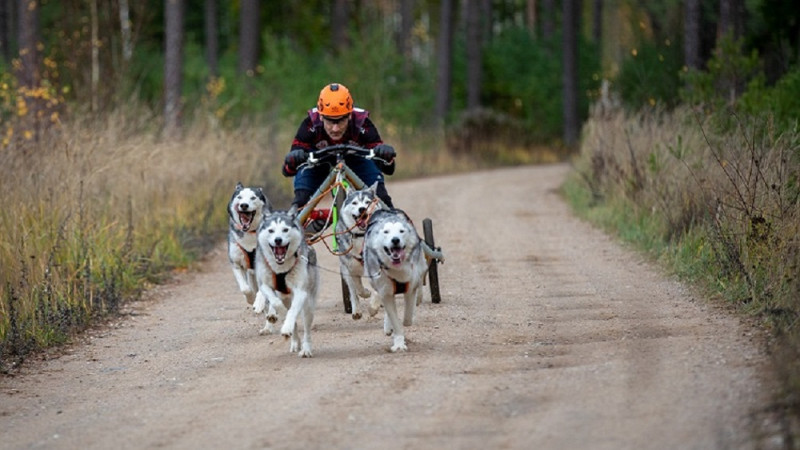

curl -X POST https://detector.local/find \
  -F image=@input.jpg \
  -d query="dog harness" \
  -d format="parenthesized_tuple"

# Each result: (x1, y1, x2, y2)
(260, 250, 299, 295)
(234, 230, 258, 270)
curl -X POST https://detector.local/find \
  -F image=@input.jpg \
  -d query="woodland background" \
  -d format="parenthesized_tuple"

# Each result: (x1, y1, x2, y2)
(1, 0, 799, 437)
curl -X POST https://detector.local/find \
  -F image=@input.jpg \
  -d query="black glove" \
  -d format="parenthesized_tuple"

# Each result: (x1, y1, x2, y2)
(373, 144, 396, 162)
(373, 144, 396, 175)
(282, 149, 308, 176)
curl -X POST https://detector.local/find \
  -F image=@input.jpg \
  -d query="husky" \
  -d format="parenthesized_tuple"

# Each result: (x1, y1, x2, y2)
(253, 206, 320, 357)
(335, 182, 383, 320)
(227, 182, 270, 306)
(363, 208, 427, 352)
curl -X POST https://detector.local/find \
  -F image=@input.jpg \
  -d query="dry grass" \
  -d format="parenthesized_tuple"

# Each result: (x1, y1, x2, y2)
(568, 104, 800, 426)
(0, 108, 290, 369)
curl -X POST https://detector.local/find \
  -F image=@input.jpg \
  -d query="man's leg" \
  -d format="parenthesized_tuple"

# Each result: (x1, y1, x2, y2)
(346, 157, 394, 208)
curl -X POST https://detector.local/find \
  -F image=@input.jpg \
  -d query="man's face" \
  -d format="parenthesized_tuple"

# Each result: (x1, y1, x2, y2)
(322, 114, 350, 141)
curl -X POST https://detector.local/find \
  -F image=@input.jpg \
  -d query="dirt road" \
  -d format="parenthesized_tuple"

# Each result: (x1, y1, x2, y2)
(1, 164, 780, 449)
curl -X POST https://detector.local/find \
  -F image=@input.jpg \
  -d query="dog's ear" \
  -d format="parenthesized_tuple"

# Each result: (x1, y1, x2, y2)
(235, 182, 244, 191)
(287, 204, 298, 219)
(367, 181, 379, 194)
(255, 187, 268, 205)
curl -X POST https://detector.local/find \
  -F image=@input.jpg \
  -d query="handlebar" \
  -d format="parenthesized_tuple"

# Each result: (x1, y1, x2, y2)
(299, 144, 387, 169)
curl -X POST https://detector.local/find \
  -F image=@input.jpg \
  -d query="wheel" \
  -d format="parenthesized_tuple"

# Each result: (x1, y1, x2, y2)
(334, 186, 352, 313)
(422, 218, 441, 303)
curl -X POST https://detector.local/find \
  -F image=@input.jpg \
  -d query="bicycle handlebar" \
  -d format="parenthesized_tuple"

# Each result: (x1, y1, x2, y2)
(299, 144, 388, 169)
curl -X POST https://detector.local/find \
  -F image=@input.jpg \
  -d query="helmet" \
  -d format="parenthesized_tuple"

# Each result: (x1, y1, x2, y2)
(317, 83, 353, 116)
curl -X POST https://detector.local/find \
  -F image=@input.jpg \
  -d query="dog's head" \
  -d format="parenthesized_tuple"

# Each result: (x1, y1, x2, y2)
(340, 182, 380, 233)
(259, 206, 303, 265)
(366, 209, 419, 266)
(230, 182, 269, 232)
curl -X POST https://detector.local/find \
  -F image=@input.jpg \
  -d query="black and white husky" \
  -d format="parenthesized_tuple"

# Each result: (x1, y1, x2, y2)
(227, 182, 270, 306)
(363, 209, 427, 352)
(253, 206, 320, 357)
(335, 182, 383, 320)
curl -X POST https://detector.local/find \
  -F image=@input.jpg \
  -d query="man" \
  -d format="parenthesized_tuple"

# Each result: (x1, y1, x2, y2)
(282, 83, 396, 213)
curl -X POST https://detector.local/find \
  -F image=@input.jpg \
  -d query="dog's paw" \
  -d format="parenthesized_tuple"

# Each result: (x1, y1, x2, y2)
(390, 336, 407, 353)
(280, 323, 294, 338)
(244, 290, 256, 305)
(258, 322, 276, 335)
(298, 344, 313, 358)
(253, 294, 266, 314)
(352, 311, 362, 321)
(288, 335, 301, 353)
(266, 313, 278, 324)
(357, 288, 371, 299)
(368, 298, 382, 317)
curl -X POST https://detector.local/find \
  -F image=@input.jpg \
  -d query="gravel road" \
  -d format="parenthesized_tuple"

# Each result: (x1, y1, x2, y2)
(1, 164, 780, 449)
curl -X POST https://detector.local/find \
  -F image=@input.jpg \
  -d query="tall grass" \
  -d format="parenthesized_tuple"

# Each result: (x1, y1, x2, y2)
(0, 100, 527, 371)
(566, 104, 800, 422)
(0, 106, 290, 371)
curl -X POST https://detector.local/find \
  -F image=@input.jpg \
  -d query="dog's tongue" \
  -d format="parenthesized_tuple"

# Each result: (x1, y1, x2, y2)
(390, 247, 405, 265)
(273, 244, 288, 263)
(239, 211, 254, 230)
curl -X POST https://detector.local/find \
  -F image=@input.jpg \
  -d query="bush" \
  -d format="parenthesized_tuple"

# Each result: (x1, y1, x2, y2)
(615, 40, 683, 110)
(481, 27, 601, 143)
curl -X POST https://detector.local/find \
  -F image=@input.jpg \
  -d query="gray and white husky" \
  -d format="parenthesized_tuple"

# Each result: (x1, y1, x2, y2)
(253, 206, 320, 357)
(335, 182, 383, 320)
(363, 208, 427, 352)
(227, 182, 270, 306)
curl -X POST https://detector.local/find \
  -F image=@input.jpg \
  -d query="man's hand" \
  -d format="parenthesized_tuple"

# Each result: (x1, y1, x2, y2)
(373, 144, 396, 162)
(282, 149, 308, 176)
(373, 144, 396, 175)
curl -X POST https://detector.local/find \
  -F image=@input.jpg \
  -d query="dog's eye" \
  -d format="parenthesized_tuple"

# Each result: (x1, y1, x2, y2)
(283, 228, 289, 233)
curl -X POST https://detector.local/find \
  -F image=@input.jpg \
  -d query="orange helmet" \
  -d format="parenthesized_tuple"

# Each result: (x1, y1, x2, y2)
(317, 83, 353, 116)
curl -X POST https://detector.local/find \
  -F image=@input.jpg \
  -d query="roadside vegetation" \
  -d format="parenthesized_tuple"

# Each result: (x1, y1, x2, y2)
(565, 37, 800, 424)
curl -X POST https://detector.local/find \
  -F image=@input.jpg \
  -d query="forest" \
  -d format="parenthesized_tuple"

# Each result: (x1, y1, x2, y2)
(1, 0, 799, 430)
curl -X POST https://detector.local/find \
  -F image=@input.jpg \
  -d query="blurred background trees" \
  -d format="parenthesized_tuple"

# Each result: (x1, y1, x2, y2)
(0, 0, 798, 148)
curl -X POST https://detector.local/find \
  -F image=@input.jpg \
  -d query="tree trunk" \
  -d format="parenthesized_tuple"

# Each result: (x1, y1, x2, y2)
(719, 0, 742, 40)
(204, 0, 218, 77)
(562, 0, 581, 148)
(684, 0, 701, 70)
(331, 0, 349, 53)
(0, 0, 12, 63)
(592, 0, 602, 43)
(119, 0, 132, 63)
(238, 0, 258, 75)
(466, 0, 483, 110)
(398, 0, 413, 74)
(164, 0, 185, 137)
(16, 0, 39, 90)
(541, 0, 555, 39)
(434, 0, 454, 123)
(526, 0, 537, 38)
(90, 0, 99, 112)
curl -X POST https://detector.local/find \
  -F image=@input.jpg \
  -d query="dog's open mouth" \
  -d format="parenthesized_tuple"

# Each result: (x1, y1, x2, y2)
(238, 210, 255, 231)
(353, 214, 368, 231)
(271, 244, 289, 264)
(384, 245, 405, 265)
